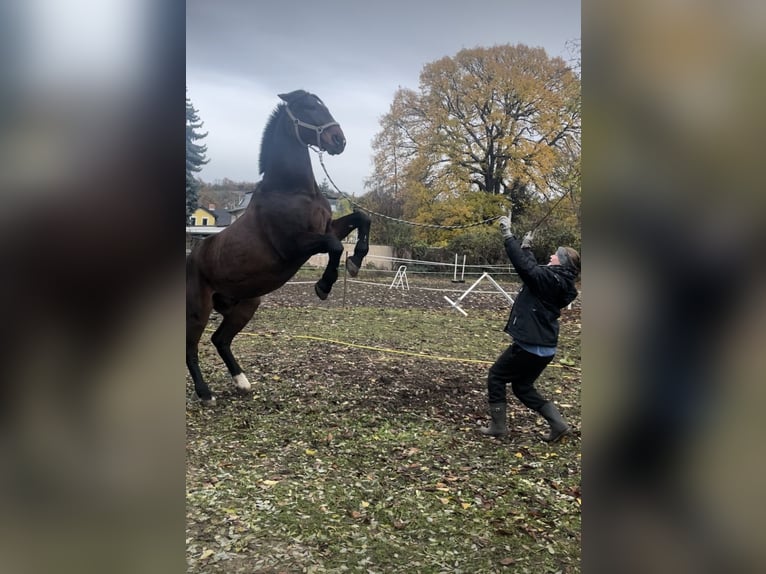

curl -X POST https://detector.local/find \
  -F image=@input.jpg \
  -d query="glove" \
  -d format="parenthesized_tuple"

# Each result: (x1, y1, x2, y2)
(498, 216, 513, 239)
(521, 230, 534, 249)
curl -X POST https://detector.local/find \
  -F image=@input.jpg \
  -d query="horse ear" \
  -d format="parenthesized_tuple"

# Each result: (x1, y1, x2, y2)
(278, 90, 308, 104)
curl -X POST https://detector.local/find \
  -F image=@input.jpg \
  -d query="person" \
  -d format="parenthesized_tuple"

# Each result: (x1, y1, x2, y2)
(479, 215, 580, 442)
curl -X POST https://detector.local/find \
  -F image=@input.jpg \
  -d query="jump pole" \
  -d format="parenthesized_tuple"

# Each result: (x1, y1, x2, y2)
(444, 271, 515, 316)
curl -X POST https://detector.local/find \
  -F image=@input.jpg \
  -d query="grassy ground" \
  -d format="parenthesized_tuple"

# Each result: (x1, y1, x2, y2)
(187, 279, 581, 573)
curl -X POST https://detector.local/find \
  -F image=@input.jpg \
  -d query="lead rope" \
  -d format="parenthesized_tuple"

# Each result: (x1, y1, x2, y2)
(526, 188, 574, 234)
(317, 152, 502, 230)
(316, 151, 572, 233)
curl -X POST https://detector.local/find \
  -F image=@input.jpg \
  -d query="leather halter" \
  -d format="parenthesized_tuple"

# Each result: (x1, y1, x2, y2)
(284, 101, 340, 150)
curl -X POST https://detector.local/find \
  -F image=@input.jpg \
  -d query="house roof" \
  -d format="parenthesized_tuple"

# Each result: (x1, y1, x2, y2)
(212, 209, 232, 226)
(226, 187, 339, 217)
(195, 206, 216, 217)
(229, 191, 253, 214)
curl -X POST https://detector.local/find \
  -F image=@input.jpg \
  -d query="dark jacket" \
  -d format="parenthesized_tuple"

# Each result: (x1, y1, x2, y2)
(502, 237, 579, 347)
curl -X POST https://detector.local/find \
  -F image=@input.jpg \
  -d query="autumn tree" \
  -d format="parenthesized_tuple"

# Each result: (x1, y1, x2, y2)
(198, 178, 257, 212)
(365, 44, 580, 249)
(186, 89, 209, 223)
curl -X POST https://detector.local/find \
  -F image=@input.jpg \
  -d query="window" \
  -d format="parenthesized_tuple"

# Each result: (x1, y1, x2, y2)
(202, 217, 209, 226)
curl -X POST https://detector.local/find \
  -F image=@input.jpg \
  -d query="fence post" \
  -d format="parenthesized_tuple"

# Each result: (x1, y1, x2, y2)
(342, 252, 348, 308)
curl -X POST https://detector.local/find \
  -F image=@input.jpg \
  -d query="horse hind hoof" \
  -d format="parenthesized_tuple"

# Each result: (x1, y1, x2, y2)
(346, 258, 360, 277)
(199, 395, 217, 407)
(314, 283, 330, 300)
(232, 373, 252, 393)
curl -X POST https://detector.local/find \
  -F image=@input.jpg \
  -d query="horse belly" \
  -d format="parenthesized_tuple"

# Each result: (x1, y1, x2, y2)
(212, 258, 304, 300)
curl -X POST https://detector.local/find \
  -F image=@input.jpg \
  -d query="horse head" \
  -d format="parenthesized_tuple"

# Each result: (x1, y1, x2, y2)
(278, 90, 346, 155)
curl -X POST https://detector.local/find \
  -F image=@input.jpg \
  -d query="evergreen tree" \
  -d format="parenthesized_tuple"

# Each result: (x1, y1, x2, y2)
(317, 178, 333, 197)
(186, 89, 209, 223)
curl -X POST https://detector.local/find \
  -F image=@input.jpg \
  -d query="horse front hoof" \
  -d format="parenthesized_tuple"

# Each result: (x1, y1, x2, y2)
(314, 283, 330, 300)
(346, 258, 360, 277)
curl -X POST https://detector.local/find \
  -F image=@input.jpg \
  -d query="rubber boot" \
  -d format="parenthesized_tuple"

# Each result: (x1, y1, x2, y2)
(538, 401, 572, 442)
(479, 402, 508, 436)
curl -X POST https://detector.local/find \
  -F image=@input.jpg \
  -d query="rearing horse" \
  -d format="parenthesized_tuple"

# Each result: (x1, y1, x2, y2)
(186, 90, 371, 404)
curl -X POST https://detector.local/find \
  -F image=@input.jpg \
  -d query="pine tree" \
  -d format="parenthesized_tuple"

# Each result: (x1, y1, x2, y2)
(186, 89, 209, 223)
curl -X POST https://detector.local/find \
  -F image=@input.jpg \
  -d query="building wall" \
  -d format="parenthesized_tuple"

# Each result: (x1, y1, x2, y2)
(190, 207, 217, 226)
(306, 244, 394, 270)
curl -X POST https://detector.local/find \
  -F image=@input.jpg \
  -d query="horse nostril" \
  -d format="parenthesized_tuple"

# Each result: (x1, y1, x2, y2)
(333, 134, 345, 147)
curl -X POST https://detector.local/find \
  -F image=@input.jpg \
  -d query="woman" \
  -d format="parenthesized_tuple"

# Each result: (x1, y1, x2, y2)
(480, 215, 580, 442)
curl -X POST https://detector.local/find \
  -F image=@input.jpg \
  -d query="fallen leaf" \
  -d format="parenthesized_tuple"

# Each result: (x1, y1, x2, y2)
(200, 549, 214, 560)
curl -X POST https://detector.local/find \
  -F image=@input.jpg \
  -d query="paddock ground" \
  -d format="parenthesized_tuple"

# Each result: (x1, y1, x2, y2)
(186, 272, 582, 573)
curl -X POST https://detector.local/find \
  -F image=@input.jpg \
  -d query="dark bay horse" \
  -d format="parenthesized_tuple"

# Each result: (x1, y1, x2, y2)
(186, 90, 371, 404)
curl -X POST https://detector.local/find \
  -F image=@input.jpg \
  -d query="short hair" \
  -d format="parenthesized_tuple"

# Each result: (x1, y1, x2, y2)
(557, 246, 580, 274)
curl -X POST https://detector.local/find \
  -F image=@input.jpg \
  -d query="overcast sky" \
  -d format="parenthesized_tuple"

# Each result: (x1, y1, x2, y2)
(187, 0, 580, 194)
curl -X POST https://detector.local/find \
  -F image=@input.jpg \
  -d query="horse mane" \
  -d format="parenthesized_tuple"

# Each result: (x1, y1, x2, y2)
(258, 103, 286, 175)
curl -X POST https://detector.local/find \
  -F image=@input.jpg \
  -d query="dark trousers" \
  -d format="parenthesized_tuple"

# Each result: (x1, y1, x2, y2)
(487, 342, 553, 411)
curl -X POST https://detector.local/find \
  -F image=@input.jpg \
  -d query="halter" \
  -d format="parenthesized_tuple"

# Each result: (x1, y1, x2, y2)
(284, 103, 340, 150)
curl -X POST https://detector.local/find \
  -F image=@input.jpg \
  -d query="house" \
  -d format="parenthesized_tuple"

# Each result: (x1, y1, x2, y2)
(190, 204, 232, 227)
(228, 188, 340, 222)
(228, 191, 252, 223)
(187, 204, 230, 254)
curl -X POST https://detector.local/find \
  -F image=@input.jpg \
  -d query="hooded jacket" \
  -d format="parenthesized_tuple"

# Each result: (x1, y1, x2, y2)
(502, 237, 579, 347)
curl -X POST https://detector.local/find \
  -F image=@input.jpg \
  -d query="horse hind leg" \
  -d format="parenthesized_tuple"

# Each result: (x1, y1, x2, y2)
(186, 275, 215, 405)
(211, 294, 261, 393)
